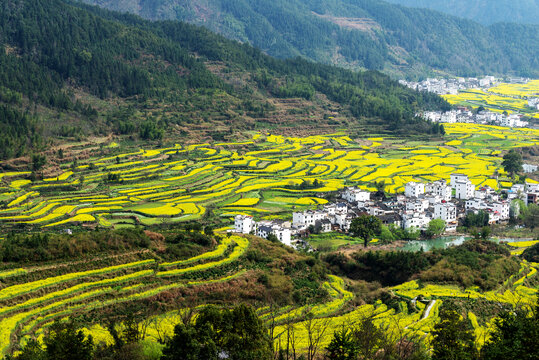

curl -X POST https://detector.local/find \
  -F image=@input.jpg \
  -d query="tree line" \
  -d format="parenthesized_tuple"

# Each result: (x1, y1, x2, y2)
(8, 298, 538, 360)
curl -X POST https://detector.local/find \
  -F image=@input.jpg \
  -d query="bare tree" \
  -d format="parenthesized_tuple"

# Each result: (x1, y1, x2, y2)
(303, 313, 331, 360)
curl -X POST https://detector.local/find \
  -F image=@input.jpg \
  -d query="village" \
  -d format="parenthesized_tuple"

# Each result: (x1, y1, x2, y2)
(234, 173, 539, 247)
(398, 76, 529, 96)
(420, 108, 530, 128)
(399, 76, 538, 129)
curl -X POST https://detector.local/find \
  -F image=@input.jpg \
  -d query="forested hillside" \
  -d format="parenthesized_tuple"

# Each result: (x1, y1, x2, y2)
(0, 0, 447, 161)
(80, 0, 539, 78)
(385, 0, 539, 25)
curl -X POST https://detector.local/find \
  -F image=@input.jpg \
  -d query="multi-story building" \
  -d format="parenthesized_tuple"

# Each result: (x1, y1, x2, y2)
(234, 215, 256, 234)
(490, 201, 510, 221)
(342, 187, 371, 203)
(450, 173, 469, 189)
(405, 182, 425, 198)
(402, 213, 431, 230)
(525, 182, 539, 193)
(434, 203, 457, 232)
(292, 210, 326, 228)
(455, 179, 475, 200)
(426, 180, 452, 201)
(405, 199, 430, 213)
(465, 198, 488, 211)
(257, 224, 292, 246)
(317, 219, 332, 233)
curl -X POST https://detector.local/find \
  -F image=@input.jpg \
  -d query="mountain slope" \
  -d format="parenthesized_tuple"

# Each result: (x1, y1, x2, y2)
(384, 0, 539, 25)
(79, 0, 539, 78)
(0, 0, 447, 161)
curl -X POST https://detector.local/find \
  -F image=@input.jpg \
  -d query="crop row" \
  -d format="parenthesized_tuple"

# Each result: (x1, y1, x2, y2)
(0, 259, 155, 302)
(156, 236, 249, 277)
(2, 125, 538, 229)
(160, 236, 235, 267)
(0, 237, 252, 356)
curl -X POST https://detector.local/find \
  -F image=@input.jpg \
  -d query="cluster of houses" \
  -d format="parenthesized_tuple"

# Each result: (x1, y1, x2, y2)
(529, 98, 539, 111)
(234, 173, 539, 246)
(420, 108, 529, 128)
(399, 76, 530, 96)
(399, 76, 499, 95)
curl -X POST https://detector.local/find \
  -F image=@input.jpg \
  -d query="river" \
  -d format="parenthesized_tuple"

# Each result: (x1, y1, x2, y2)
(400, 236, 533, 252)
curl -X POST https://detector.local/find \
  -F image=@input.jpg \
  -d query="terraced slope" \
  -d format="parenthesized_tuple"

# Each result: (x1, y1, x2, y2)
(81, 260, 538, 353)
(1, 124, 538, 231)
(0, 235, 251, 355)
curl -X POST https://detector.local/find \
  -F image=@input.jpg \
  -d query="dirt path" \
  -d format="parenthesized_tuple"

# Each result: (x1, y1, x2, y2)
(422, 300, 437, 320)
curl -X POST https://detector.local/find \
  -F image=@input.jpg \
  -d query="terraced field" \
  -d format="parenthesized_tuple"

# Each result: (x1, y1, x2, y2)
(78, 258, 538, 354)
(0, 235, 250, 356)
(443, 80, 539, 118)
(0, 227, 536, 356)
(264, 261, 538, 352)
(2, 124, 539, 231)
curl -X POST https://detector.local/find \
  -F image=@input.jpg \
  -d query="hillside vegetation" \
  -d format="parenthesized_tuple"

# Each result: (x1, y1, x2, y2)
(0, 227, 536, 359)
(0, 0, 447, 161)
(80, 0, 539, 78)
(385, 0, 539, 25)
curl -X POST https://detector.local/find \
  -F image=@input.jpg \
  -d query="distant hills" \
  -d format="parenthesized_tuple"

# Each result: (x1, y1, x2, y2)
(0, 0, 447, 160)
(79, 0, 539, 78)
(384, 0, 539, 25)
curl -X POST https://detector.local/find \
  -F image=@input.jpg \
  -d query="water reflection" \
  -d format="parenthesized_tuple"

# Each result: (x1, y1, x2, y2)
(401, 236, 530, 252)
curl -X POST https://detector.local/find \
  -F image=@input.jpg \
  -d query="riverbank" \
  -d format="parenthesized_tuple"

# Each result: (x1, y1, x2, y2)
(490, 224, 539, 240)
(331, 236, 537, 255)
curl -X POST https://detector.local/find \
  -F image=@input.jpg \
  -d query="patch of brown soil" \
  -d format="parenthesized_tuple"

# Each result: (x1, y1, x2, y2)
(313, 12, 381, 35)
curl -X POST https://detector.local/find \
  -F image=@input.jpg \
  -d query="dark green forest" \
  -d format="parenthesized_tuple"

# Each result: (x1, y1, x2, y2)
(80, 0, 539, 78)
(0, 0, 448, 161)
(385, 0, 539, 26)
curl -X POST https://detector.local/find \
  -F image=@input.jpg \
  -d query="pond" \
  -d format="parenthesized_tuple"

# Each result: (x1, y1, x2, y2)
(401, 236, 533, 252)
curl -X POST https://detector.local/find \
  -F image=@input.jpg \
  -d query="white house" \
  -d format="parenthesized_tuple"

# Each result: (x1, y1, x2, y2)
(335, 202, 348, 214)
(434, 203, 457, 222)
(323, 204, 337, 216)
(292, 210, 326, 228)
(523, 164, 538, 173)
(317, 219, 332, 233)
(402, 213, 430, 230)
(455, 179, 475, 200)
(234, 215, 255, 234)
(426, 194, 443, 205)
(487, 210, 500, 225)
(426, 180, 452, 201)
(475, 186, 498, 201)
(526, 182, 539, 193)
(512, 184, 525, 192)
(334, 213, 353, 231)
(257, 224, 292, 246)
(405, 182, 425, 198)
(507, 184, 526, 201)
(434, 203, 457, 232)
(450, 173, 469, 189)
(324, 203, 348, 216)
(528, 98, 539, 110)
(465, 200, 510, 222)
(405, 199, 430, 213)
(466, 198, 488, 211)
(342, 187, 370, 203)
(423, 111, 442, 122)
(440, 111, 457, 123)
(490, 201, 510, 221)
